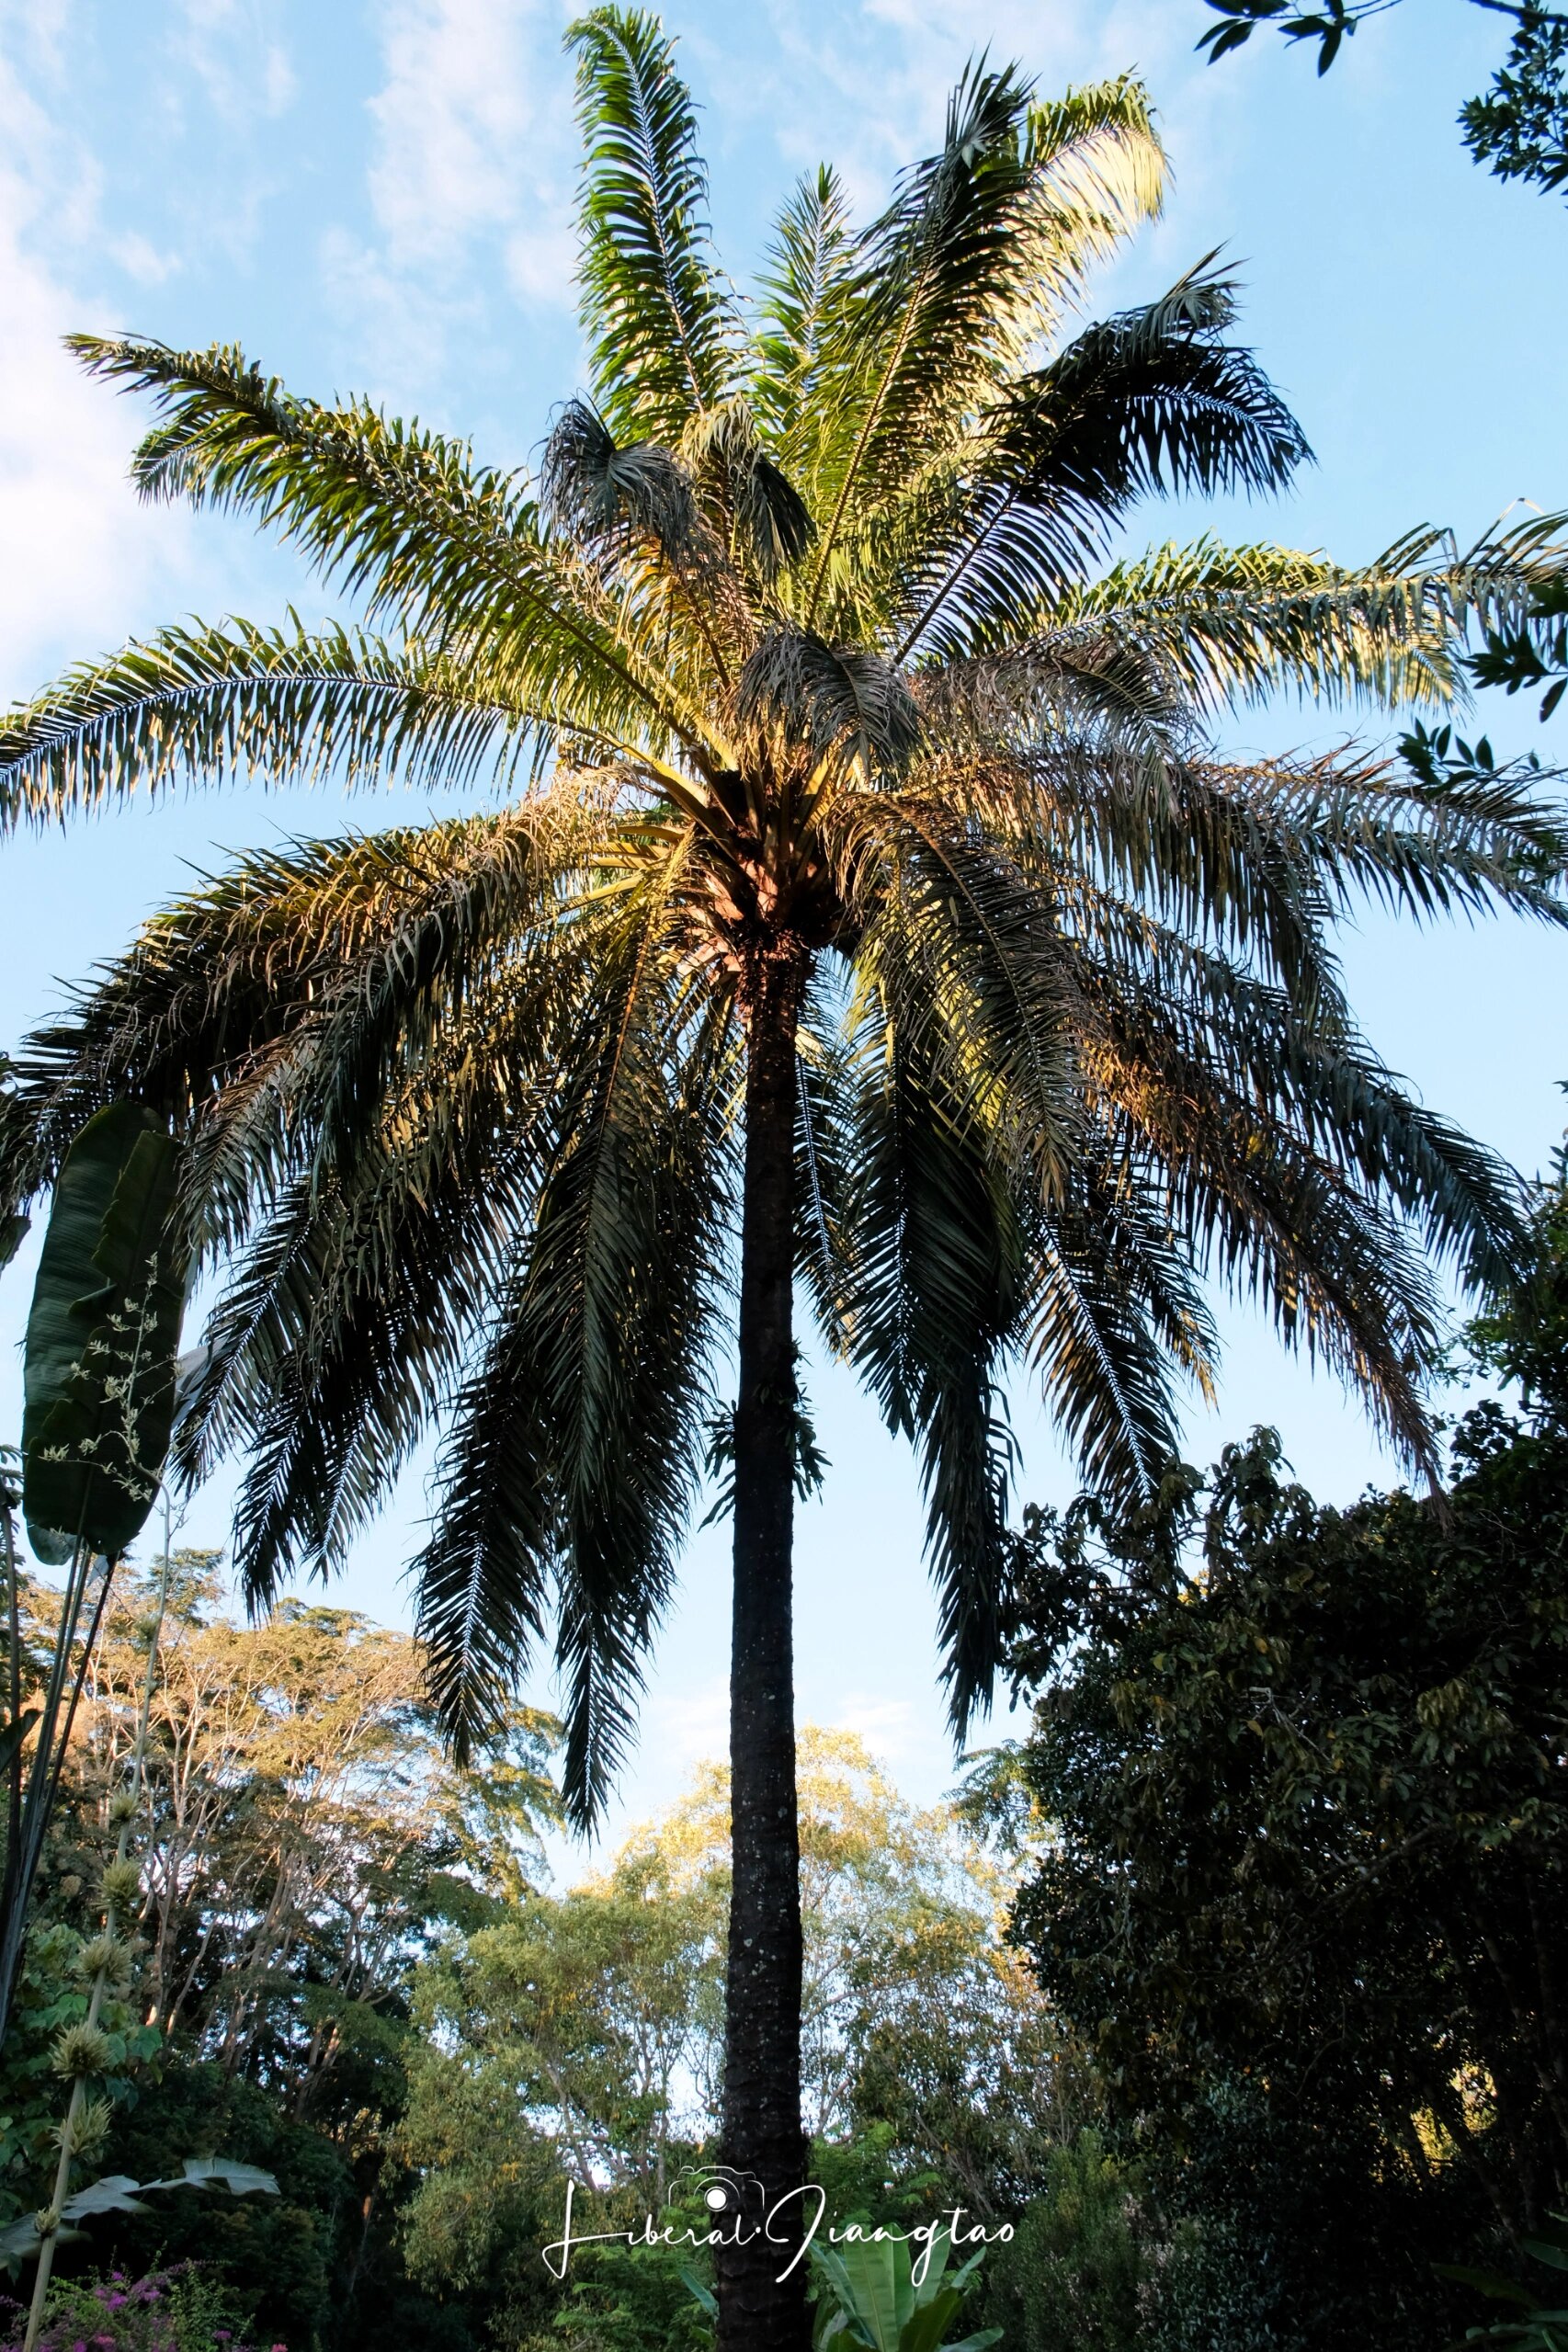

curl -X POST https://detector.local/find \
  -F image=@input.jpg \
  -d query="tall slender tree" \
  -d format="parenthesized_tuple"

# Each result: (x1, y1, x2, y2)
(3, 14, 1566, 2342)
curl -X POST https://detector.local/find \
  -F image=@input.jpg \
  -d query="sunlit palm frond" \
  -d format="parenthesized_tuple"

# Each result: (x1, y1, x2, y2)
(0, 620, 536, 832)
(752, 165, 858, 465)
(567, 6, 743, 445)
(796, 72, 1166, 596)
(67, 334, 725, 758)
(802, 60, 1042, 620)
(1012, 77, 1168, 343)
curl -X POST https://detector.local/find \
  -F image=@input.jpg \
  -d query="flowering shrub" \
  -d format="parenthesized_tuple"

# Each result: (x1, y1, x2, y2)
(0, 2266, 284, 2352)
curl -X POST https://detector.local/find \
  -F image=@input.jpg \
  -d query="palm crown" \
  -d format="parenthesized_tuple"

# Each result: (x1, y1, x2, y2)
(2, 16, 1565, 1835)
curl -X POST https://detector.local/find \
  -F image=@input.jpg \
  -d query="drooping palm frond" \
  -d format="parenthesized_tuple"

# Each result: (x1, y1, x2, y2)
(415, 915, 735, 1814)
(6, 804, 596, 1197)
(892, 263, 1313, 661)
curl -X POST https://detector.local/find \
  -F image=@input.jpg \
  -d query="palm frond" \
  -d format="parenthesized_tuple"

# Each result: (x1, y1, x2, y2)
(68, 335, 721, 760)
(0, 619, 534, 831)
(415, 859, 733, 1817)
(801, 60, 1038, 620)
(753, 165, 858, 464)
(895, 262, 1312, 661)
(567, 6, 743, 444)
(736, 631, 920, 783)
(802, 70, 1165, 625)
(678, 402, 813, 585)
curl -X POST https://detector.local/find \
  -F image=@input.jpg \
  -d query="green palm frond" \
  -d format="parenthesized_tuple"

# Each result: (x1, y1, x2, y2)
(801, 61, 1039, 620)
(1014, 76, 1168, 339)
(1029, 521, 1568, 712)
(8, 805, 591, 1195)
(408, 1286, 561, 1772)
(894, 262, 1312, 660)
(753, 165, 858, 462)
(1021, 1190, 1194, 1505)
(418, 859, 733, 1813)
(219, 1146, 494, 1605)
(567, 6, 743, 445)
(0, 619, 540, 832)
(801, 71, 1166, 627)
(66, 335, 722, 760)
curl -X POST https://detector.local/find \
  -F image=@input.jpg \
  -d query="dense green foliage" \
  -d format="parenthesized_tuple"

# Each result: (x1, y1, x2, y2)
(13, 1219, 1568, 2351)
(988, 1151, 1568, 2347)
(0, 1619, 1042, 2352)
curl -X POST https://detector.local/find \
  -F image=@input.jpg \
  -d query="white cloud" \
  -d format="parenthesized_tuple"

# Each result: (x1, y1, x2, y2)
(329, 0, 578, 407)
(0, 53, 197, 698)
(366, 0, 574, 276)
(178, 0, 298, 122)
(108, 229, 181, 287)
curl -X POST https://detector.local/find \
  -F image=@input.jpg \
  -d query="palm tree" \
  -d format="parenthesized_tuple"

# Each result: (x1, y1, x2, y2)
(3, 13, 1566, 2340)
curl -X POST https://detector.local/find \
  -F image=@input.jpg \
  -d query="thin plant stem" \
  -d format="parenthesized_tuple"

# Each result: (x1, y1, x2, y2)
(4, 1479, 22, 1866)
(22, 1522, 173, 2352)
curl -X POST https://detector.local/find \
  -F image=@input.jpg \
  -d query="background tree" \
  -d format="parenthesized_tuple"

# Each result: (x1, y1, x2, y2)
(400, 1727, 1050, 2351)
(1199, 0, 1568, 197)
(988, 1150, 1568, 2346)
(5, 9, 1568, 2341)
(0, 1557, 559, 2352)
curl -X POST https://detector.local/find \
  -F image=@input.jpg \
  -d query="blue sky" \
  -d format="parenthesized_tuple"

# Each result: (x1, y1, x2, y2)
(2, 0, 1565, 1846)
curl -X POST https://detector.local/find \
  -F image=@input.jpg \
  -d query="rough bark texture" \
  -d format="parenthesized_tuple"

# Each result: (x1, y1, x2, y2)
(716, 937, 811, 2352)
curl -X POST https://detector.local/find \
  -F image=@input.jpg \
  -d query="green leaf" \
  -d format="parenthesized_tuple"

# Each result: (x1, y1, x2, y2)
(1434, 2261, 1535, 2303)
(21, 1101, 188, 1561)
(835, 2238, 908, 2350)
(566, 6, 741, 443)
(900, 2287, 964, 2352)
(677, 2264, 718, 2316)
(0, 1710, 39, 1780)
(0, 1216, 27, 1272)
(60, 2175, 151, 2221)
(165, 2156, 279, 2196)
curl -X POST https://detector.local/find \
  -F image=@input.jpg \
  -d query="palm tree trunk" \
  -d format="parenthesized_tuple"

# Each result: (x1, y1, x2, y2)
(717, 937, 810, 2352)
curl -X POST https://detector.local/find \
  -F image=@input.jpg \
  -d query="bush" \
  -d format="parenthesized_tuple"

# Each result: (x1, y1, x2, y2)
(0, 2265, 281, 2352)
(982, 2130, 1148, 2352)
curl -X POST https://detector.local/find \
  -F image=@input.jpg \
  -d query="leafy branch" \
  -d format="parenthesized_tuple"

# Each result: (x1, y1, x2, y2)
(1199, 0, 1568, 195)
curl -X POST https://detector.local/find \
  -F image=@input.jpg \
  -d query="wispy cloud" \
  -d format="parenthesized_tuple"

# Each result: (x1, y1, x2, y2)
(0, 49, 196, 694)
(178, 0, 297, 122)
(332, 0, 578, 408)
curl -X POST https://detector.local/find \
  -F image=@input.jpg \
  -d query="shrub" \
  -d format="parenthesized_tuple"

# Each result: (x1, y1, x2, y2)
(0, 2265, 281, 2352)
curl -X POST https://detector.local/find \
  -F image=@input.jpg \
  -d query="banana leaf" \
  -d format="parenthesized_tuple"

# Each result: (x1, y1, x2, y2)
(810, 2234, 1001, 2352)
(21, 1102, 187, 1562)
(0, 2155, 278, 2265)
